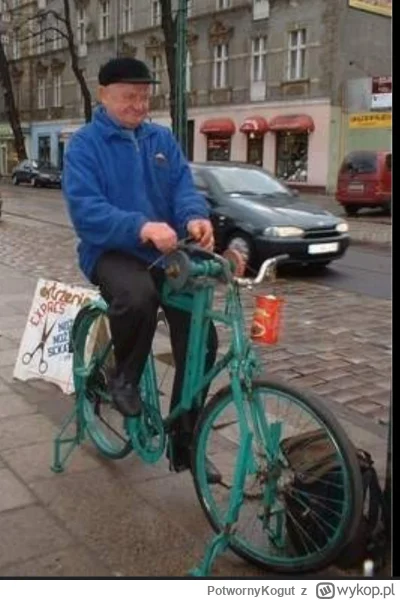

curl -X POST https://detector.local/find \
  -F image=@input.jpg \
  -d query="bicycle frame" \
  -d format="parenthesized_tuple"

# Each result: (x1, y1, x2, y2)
(143, 277, 261, 432)
(51, 253, 279, 577)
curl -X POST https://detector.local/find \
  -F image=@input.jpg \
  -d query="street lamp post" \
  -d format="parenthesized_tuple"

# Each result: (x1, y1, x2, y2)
(173, 0, 188, 156)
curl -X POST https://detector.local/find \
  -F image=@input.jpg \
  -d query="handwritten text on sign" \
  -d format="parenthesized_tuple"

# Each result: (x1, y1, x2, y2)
(14, 279, 98, 394)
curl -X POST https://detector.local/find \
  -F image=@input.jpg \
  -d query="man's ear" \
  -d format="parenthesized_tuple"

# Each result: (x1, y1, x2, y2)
(97, 85, 106, 103)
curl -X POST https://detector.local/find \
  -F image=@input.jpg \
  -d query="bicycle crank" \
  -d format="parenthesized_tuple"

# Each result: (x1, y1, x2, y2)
(126, 403, 165, 463)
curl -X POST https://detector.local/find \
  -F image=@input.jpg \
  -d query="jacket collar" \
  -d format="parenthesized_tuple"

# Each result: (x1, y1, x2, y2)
(93, 105, 155, 140)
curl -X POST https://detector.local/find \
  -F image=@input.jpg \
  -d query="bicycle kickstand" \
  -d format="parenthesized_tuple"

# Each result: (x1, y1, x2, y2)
(51, 389, 87, 473)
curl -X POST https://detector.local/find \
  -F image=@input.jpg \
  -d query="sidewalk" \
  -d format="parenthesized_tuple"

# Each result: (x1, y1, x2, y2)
(0, 262, 390, 577)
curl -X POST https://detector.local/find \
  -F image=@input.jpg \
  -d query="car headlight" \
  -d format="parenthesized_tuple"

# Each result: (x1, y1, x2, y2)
(264, 226, 305, 238)
(336, 221, 349, 233)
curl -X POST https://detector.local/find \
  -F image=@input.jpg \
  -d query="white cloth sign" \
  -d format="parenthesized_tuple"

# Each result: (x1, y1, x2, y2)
(13, 279, 99, 394)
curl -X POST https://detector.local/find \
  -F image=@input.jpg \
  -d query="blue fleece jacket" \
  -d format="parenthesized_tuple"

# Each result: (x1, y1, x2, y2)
(62, 106, 209, 281)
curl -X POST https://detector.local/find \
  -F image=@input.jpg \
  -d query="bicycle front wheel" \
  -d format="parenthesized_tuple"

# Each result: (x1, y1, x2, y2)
(192, 378, 363, 573)
(73, 306, 132, 460)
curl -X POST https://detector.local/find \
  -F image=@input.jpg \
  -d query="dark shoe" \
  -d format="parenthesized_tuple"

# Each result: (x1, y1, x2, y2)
(110, 375, 142, 418)
(166, 442, 191, 474)
(167, 441, 222, 484)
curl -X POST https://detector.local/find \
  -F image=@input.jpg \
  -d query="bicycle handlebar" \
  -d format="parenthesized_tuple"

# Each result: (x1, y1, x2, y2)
(234, 254, 289, 287)
(172, 238, 289, 288)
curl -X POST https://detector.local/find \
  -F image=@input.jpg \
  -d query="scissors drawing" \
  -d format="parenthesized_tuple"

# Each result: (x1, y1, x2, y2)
(22, 316, 56, 374)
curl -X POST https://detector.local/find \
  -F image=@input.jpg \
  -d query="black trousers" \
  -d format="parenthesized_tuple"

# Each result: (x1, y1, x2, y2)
(94, 251, 218, 440)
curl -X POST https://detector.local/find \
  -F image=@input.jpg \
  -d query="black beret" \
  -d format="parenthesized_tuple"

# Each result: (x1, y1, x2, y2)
(98, 57, 159, 86)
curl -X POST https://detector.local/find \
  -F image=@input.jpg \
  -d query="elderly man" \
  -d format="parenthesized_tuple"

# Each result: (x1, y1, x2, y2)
(62, 57, 220, 481)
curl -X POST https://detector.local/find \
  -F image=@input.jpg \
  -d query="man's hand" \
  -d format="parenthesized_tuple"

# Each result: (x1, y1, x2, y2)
(140, 222, 178, 254)
(187, 219, 214, 251)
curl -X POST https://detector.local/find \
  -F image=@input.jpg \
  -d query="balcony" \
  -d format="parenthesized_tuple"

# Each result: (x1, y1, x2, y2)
(208, 87, 232, 105)
(280, 79, 310, 99)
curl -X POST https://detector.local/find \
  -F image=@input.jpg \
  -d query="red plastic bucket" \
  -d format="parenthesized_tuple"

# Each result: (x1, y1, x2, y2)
(250, 295, 284, 345)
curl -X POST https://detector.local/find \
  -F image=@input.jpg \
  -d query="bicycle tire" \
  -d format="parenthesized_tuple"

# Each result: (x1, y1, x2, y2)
(73, 305, 132, 460)
(192, 378, 363, 573)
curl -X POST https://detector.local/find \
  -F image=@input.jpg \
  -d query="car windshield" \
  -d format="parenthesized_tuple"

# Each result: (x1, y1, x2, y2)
(209, 166, 292, 197)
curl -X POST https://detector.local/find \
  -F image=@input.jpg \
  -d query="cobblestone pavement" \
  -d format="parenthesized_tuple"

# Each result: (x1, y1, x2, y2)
(0, 208, 391, 577)
(0, 210, 392, 426)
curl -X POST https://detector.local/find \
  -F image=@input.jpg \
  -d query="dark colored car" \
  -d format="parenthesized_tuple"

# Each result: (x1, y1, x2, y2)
(11, 159, 62, 188)
(190, 162, 350, 268)
(335, 150, 392, 216)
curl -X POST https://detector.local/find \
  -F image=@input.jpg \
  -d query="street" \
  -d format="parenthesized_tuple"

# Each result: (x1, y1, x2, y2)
(286, 245, 391, 300)
(0, 184, 392, 577)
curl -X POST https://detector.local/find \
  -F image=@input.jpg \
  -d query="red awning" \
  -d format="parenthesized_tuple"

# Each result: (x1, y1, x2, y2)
(239, 116, 269, 134)
(200, 118, 236, 135)
(269, 114, 315, 133)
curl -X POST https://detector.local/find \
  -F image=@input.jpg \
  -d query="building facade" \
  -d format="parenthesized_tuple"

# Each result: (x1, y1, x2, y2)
(0, 0, 392, 191)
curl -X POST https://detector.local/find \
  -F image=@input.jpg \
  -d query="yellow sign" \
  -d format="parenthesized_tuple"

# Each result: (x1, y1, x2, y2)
(348, 0, 391, 17)
(349, 112, 392, 129)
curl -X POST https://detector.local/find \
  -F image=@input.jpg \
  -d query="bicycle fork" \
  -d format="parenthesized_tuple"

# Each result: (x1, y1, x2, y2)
(190, 371, 254, 577)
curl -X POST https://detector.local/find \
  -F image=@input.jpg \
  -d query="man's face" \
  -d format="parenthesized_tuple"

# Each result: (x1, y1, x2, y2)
(99, 82, 151, 128)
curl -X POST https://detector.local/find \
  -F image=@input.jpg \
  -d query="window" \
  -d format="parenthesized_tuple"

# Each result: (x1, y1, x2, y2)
(53, 33, 63, 51)
(151, 1, 161, 26)
(340, 151, 378, 175)
(99, 0, 110, 39)
(12, 34, 21, 60)
(206, 137, 231, 162)
(253, 0, 270, 20)
(120, 0, 133, 33)
(52, 73, 61, 107)
(186, 50, 192, 93)
(191, 169, 210, 194)
(38, 136, 51, 164)
(38, 77, 46, 109)
(187, 0, 193, 17)
(213, 44, 228, 89)
(77, 7, 86, 45)
(288, 29, 306, 80)
(251, 36, 267, 82)
(211, 165, 290, 194)
(13, 81, 21, 109)
(38, 21, 46, 54)
(216, 0, 230, 9)
(276, 132, 309, 182)
(151, 55, 162, 95)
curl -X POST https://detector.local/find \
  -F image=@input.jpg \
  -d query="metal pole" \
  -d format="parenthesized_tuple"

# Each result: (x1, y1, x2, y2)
(173, 0, 188, 156)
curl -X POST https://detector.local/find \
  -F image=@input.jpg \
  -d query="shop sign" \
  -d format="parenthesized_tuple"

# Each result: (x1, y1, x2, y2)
(371, 76, 392, 109)
(349, 112, 392, 129)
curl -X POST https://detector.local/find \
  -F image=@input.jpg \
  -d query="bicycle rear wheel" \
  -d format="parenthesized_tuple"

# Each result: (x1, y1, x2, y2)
(192, 378, 363, 573)
(73, 306, 132, 460)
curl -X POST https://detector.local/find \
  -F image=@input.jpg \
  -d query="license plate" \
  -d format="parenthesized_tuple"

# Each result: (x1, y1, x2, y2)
(308, 242, 339, 255)
(348, 183, 364, 192)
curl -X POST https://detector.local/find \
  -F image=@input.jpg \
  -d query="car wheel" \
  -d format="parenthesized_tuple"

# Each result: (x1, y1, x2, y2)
(12, 174, 19, 185)
(344, 206, 358, 217)
(226, 233, 254, 267)
(305, 261, 332, 273)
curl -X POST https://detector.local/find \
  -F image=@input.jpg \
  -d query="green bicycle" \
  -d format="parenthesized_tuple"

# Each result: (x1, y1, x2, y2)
(52, 242, 362, 577)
